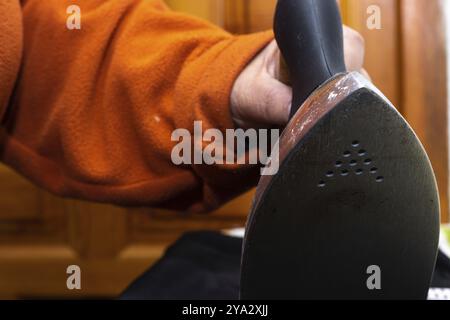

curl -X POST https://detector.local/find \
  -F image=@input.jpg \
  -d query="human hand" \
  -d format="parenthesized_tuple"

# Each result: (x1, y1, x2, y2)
(230, 26, 368, 129)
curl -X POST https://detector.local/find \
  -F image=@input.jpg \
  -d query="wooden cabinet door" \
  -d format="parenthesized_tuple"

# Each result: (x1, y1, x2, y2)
(0, 158, 254, 298)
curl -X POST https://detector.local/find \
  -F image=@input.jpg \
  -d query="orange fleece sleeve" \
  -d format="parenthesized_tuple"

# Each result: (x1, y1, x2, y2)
(0, 0, 22, 120)
(0, 0, 273, 212)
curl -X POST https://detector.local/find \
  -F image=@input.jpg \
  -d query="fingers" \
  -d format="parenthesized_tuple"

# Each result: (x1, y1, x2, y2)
(359, 68, 372, 82)
(268, 41, 291, 86)
(343, 25, 365, 72)
(231, 26, 369, 129)
(231, 40, 292, 128)
(261, 27, 366, 125)
(264, 40, 290, 84)
(343, 26, 372, 82)
(259, 76, 292, 126)
(231, 73, 292, 128)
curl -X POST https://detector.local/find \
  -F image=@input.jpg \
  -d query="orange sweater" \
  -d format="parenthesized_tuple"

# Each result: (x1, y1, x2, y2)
(0, 0, 273, 212)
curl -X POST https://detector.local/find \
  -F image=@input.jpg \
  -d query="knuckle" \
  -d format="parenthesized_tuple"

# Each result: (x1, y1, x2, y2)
(345, 27, 365, 48)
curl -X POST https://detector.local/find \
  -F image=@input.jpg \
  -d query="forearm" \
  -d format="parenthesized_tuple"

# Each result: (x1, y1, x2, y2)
(0, 0, 272, 212)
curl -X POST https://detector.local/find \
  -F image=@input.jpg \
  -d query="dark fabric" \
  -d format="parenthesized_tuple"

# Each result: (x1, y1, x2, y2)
(120, 231, 450, 300)
(120, 231, 242, 300)
(431, 250, 450, 288)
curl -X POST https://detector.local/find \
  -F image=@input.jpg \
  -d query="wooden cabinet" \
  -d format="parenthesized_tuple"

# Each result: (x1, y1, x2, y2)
(0, 160, 254, 298)
(0, 0, 447, 299)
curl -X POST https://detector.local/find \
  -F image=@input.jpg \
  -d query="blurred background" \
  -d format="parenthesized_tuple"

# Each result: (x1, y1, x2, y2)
(0, 0, 448, 298)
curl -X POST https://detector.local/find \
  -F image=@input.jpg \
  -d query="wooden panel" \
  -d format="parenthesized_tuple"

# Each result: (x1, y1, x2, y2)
(224, 0, 276, 33)
(166, 0, 225, 26)
(0, 165, 40, 220)
(0, 165, 254, 298)
(341, 0, 402, 110)
(0, 249, 156, 299)
(0, 168, 67, 243)
(129, 191, 255, 245)
(247, 0, 276, 32)
(400, 0, 449, 222)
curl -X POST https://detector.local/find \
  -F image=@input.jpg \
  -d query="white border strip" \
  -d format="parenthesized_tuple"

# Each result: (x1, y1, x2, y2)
(445, 0, 450, 220)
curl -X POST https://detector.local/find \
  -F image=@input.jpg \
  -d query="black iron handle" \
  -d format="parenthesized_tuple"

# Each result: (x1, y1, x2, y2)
(274, 0, 347, 118)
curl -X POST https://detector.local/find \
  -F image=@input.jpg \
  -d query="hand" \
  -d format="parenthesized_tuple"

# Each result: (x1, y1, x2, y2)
(230, 26, 368, 129)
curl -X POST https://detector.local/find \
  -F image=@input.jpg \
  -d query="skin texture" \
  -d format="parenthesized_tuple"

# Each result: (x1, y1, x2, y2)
(230, 26, 368, 129)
